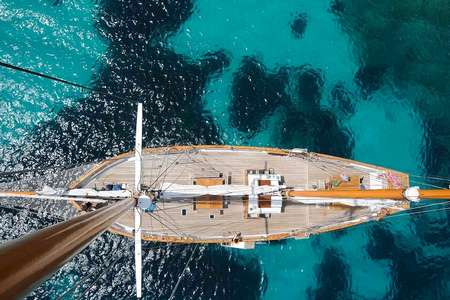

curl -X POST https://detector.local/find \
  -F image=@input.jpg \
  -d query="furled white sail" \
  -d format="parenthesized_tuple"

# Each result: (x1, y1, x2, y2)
(65, 188, 131, 198)
(160, 183, 284, 198)
(290, 197, 399, 209)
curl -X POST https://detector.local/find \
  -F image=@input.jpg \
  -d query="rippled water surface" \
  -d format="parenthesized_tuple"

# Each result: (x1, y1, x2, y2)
(1, 0, 450, 299)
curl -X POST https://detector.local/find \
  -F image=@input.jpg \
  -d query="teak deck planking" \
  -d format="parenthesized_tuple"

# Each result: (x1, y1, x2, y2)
(69, 145, 410, 243)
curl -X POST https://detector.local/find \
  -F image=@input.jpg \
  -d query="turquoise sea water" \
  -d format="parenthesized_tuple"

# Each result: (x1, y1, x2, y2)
(0, 0, 449, 299)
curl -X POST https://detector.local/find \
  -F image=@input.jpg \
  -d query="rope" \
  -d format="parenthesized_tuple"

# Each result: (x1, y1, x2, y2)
(168, 244, 198, 300)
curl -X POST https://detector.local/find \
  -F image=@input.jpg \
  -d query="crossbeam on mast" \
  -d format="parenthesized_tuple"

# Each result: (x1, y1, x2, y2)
(134, 103, 143, 299)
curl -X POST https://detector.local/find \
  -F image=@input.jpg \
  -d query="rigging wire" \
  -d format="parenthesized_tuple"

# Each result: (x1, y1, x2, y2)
(409, 174, 450, 183)
(153, 202, 192, 211)
(159, 158, 191, 194)
(144, 200, 450, 239)
(146, 212, 183, 237)
(155, 203, 180, 229)
(56, 238, 124, 300)
(305, 153, 450, 188)
(1, 64, 448, 190)
(196, 150, 222, 174)
(305, 156, 390, 186)
(336, 204, 450, 234)
(157, 149, 201, 198)
(168, 244, 198, 300)
(0, 163, 79, 177)
(150, 210, 183, 234)
(401, 200, 450, 212)
(154, 148, 172, 208)
(147, 151, 186, 190)
(310, 158, 383, 185)
(12, 56, 450, 295)
(149, 152, 180, 189)
(410, 178, 447, 190)
(385, 205, 450, 219)
(0, 61, 92, 90)
(0, 203, 65, 222)
(75, 248, 125, 300)
(156, 148, 171, 191)
(0, 60, 133, 103)
(319, 201, 450, 235)
(152, 206, 183, 232)
(0, 163, 95, 187)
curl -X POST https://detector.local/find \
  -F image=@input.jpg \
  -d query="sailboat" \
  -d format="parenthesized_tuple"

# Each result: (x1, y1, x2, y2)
(1, 102, 450, 299)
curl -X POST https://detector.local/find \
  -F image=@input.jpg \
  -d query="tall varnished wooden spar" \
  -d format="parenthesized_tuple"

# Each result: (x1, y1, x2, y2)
(0, 103, 146, 299)
(0, 198, 134, 299)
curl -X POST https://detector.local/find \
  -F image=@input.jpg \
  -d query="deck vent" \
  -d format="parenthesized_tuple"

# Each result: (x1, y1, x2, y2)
(181, 209, 187, 216)
(209, 214, 215, 219)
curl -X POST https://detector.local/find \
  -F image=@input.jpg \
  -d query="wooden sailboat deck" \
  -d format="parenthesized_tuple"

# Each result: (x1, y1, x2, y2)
(70, 146, 410, 243)
(116, 200, 375, 241)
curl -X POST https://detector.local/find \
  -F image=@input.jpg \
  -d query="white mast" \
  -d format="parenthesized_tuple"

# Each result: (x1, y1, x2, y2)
(134, 103, 143, 299)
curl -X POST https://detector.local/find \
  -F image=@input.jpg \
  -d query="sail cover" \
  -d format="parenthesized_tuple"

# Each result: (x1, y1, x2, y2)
(290, 197, 400, 209)
(160, 183, 283, 198)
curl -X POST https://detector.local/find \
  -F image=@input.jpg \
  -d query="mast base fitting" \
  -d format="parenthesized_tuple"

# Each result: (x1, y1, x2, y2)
(404, 186, 420, 202)
(137, 195, 155, 212)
